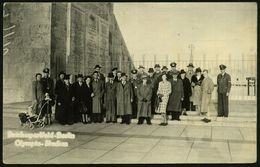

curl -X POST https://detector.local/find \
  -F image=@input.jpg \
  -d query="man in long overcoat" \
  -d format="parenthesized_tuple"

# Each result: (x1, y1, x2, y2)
(217, 64, 231, 117)
(147, 68, 157, 118)
(104, 73, 117, 123)
(54, 71, 65, 121)
(167, 62, 179, 80)
(116, 73, 133, 124)
(186, 63, 196, 111)
(179, 69, 192, 115)
(137, 75, 153, 125)
(167, 71, 184, 121)
(92, 71, 105, 123)
(130, 69, 139, 119)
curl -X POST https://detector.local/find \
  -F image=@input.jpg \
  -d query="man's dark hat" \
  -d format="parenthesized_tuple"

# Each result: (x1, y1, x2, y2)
(219, 64, 227, 70)
(43, 68, 50, 73)
(112, 67, 118, 71)
(59, 71, 66, 76)
(187, 63, 194, 68)
(180, 69, 186, 74)
(161, 66, 168, 70)
(107, 72, 114, 78)
(77, 74, 84, 78)
(170, 62, 177, 67)
(121, 73, 126, 77)
(195, 67, 202, 73)
(94, 65, 101, 69)
(64, 74, 70, 80)
(138, 65, 145, 69)
(148, 68, 154, 73)
(84, 75, 92, 80)
(154, 64, 161, 68)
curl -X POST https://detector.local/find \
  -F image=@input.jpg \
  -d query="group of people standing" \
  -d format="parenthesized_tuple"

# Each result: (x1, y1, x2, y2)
(31, 62, 231, 126)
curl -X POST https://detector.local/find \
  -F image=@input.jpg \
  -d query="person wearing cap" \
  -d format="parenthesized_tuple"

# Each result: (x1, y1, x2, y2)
(56, 74, 74, 125)
(116, 73, 133, 124)
(179, 69, 192, 116)
(167, 62, 179, 80)
(201, 69, 214, 123)
(104, 73, 117, 123)
(32, 73, 44, 115)
(136, 74, 153, 125)
(117, 71, 122, 82)
(217, 64, 231, 117)
(54, 71, 66, 121)
(92, 71, 105, 123)
(94, 65, 105, 82)
(186, 63, 196, 112)
(190, 67, 204, 113)
(157, 73, 172, 126)
(130, 69, 139, 119)
(73, 74, 88, 123)
(41, 68, 54, 125)
(166, 70, 184, 121)
(84, 75, 94, 123)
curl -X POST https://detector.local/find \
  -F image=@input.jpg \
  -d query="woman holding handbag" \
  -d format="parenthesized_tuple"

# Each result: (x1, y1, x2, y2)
(156, 73, 172, 126)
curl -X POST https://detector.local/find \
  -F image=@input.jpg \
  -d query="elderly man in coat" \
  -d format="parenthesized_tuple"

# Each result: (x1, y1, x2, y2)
(201, 69, 215, 123)
(116, 73, 133, 124)
(217, 64, 231, 117)
(32, 73, 45, 115)
(167, 71, 184, 121)
(137, 74, 153, 125)
(92, 71, 105, 123)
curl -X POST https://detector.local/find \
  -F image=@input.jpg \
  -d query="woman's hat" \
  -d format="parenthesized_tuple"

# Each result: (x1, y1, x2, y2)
(154, 64, 161, 68)
(84, 75, 92, 80)
(64, 74, 70, 80)
(43, 68, 50, 73)
(138, 65, 145, 69)
(121, 73, 127, 77)
(59, 71, 66, 76)
(131, 69, 138, 74)
(112, 67, 118, 71)
(94, 65, 101, 69)
(170, 62, 177, 67)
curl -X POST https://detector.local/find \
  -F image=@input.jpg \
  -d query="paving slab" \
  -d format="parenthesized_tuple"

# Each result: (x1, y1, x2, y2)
(180, 125, 211, 139)
(44, 148, 108, 164)
(150, 125, 186, 137)
(158, 138, 194, 147)
(81, 140, 121, 151)
(93, 136, 129, 143)
(239, 127, 257, 141)
(212, 127, 243, 140)
(123, 124, 159, 135)
(229, 143, 256, 163)
(72, 123, 110, 133)
(96, 123, 135, 134)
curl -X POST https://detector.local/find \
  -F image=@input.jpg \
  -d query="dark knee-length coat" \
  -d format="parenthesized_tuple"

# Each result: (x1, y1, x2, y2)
(167, 78, 184, 112)
(85, 83, 93, 115)
(56, 83, 74, 124)
(104, 81, 117, 121)
(181, 77, 192, 109)
(137, 83, 153, 118)
(92, 79, 104, 114)
(116, 81, 133, 116)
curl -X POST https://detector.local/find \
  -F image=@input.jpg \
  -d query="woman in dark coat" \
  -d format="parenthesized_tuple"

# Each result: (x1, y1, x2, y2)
(84, 75, 94, 123)
(179, 69, 192, 115)
(137, 74, 153, 125)
(56, 75, 74, 125)
(104, 73, 117, 123)
(167, 71, 184, 121)
(54, 71, 65, 121)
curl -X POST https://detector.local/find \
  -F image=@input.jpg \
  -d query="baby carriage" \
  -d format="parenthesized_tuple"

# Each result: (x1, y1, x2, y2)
(18, 97, 51, 129)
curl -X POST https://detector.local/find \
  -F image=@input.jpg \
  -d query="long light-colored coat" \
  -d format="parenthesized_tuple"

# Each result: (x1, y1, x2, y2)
(167, 79, 184, 112)
(116, 81, 133, 116)
(201, 76, 215, 113)
(92, 79, 104, 114)
(137, 83, 153, 118)
(157, 81, 172, 114)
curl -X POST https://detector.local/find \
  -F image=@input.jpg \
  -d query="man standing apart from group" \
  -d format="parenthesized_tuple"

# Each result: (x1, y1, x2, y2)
(217, 64, 231, 117)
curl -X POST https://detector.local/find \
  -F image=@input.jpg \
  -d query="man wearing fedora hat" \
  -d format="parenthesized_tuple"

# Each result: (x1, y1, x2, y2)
(167, 62, 179, 80)
(116, 73, 133, 124)
(130, 69, 139, 119)
(93, 65, 105, 82)
(217, 64, 231, 117)
(41, 67, 54, 125)
(136, 74, 153, 125)
(104, 72, 117, 123)
(153, 64, 162, 79)
(112, 67, 119, 82)
(137, 65, 147, 83)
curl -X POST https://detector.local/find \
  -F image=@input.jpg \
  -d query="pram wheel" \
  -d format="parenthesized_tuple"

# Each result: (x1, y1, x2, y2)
(29, 124, 34, 130)
(39, 122, 45, 128)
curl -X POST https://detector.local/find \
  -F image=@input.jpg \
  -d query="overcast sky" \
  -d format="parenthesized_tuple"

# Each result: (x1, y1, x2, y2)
(113, 3, 257, 62)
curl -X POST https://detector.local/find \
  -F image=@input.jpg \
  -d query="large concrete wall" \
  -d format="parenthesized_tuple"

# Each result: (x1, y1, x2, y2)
(3, 3, 134, 104)
(3, 3, 52, 103)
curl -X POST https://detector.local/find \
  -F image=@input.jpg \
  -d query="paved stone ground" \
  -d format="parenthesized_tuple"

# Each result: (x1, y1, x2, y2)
(2, 101, 257, 164)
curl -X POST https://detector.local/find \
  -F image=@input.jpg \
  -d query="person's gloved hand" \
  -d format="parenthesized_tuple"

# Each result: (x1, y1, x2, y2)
(142, 98, 147, 102)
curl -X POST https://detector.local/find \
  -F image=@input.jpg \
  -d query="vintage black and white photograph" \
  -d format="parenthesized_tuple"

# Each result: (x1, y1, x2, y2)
(2, 2, 257, 164)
